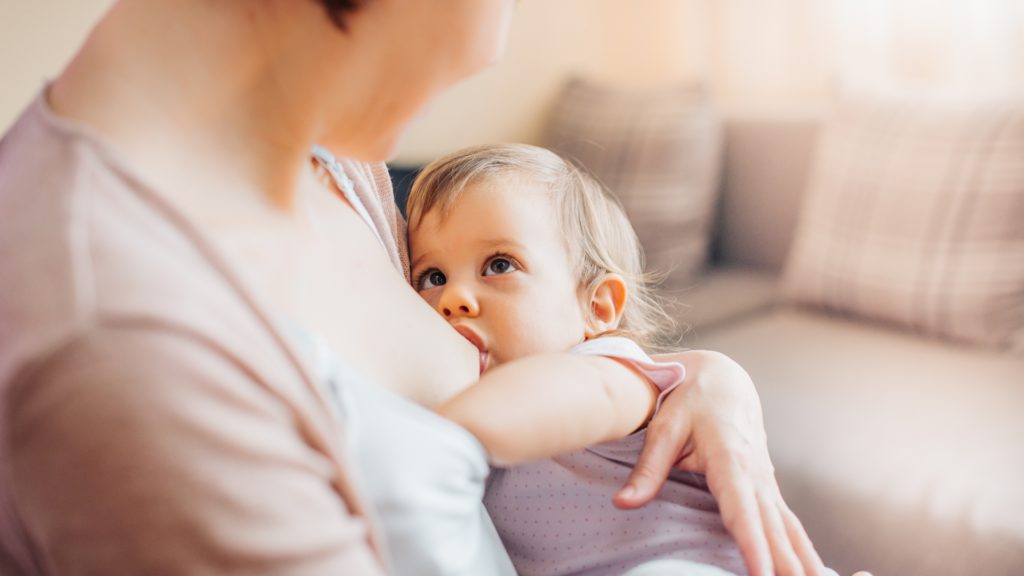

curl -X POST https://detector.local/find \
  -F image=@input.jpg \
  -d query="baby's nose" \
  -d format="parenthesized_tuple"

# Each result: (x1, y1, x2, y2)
(438, 284, 479, 318)
(443, 304, 472, 317)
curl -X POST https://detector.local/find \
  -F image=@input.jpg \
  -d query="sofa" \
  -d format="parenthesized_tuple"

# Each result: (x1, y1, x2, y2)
(390, 105, 1024, 576)
(671, 118, 1024, 576)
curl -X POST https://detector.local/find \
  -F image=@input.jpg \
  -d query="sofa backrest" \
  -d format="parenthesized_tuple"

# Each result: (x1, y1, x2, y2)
(712, 118, 819, 273)
(391, 118, 819, 276)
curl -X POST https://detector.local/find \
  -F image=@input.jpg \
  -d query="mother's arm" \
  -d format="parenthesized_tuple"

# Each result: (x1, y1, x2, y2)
(8, 327, 385, 575)
(617, 350, 823, 576)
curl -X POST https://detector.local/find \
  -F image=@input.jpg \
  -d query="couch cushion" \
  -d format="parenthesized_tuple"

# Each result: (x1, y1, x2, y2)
(662, 266, 779, 338)
(693, 309, 1024, 575)
(714, 119, 818, 272)
(781, 100, 1024, 350)
(542, 77, 723, 290)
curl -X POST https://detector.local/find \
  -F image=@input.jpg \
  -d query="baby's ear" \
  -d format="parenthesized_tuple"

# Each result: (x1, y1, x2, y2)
(584, 274, 628, 339)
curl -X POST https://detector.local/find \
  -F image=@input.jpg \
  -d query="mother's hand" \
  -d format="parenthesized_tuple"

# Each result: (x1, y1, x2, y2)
(613, 349, 823, 576)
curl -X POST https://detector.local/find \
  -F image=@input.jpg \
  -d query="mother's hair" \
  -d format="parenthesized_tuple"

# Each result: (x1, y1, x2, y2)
(319, 0, 365, 30)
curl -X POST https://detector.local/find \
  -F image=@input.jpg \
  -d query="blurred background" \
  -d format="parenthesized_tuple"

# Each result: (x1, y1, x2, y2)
(3, 1, 1023, 150)
(2, 2, 1022, 575)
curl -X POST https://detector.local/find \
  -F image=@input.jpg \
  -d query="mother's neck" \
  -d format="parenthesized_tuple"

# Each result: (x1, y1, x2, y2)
(50, 0, 353, 210)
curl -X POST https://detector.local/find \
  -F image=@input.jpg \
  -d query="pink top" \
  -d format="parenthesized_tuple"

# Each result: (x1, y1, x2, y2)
(0, 92, 398, 575)
(484, 337, 746, 576)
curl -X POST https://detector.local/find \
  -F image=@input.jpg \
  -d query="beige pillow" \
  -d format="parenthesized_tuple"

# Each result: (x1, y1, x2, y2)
(782, 99, 1024, 350)
(542, 77, 723, 290)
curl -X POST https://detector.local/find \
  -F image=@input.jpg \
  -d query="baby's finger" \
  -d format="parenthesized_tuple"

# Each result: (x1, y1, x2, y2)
(780, 501, 824, 575)
(614, 415, 687, 509)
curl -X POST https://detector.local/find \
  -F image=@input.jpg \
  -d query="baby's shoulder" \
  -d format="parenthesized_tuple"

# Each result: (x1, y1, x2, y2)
(570, 335, 647, 360)
(570, 337, 685, 394)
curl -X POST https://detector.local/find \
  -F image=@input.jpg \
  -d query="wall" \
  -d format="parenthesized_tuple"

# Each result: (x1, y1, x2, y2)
(397, 0, 1024, 162)
(394, 0, 718, 164)
(2, 1, 1020, 165)
(0, 0, 720, 164)
(0, 0, 116, 132)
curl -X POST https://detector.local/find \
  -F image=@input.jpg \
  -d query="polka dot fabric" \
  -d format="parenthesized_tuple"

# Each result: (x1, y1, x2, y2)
(483, 338, 746, 576)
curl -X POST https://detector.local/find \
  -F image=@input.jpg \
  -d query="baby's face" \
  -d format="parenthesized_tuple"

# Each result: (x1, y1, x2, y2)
(409, 177, 589, 375)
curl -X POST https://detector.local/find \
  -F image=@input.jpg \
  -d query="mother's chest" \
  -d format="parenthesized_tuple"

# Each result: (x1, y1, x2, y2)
(216, 208, 479, 407)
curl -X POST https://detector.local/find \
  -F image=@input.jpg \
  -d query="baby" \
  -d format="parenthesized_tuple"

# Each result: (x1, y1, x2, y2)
(406, 144, 747, 576)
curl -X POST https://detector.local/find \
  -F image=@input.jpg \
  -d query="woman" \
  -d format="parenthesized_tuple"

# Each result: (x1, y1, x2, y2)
(0, 1, 834, 574)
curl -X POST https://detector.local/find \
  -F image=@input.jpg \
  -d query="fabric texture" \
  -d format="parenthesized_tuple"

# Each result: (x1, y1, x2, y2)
(668, 266, 779, 336)
(781, 99, 1024, 350)
(542, 77, 724, 290)
(714, 118, 819, 272)
(0, 93, 386, 575)
(621, 559, 746, 576)
(343, 158, 411, 281)
(484, 336, 744, 576)
(312, 146, 409, 281)
(693, 308, 1024, 576)
(310, 145, 410, 280)
(295, 328, 518, 576)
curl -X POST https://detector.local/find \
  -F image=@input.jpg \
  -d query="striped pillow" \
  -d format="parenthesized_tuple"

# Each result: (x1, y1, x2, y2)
(542, 78, 723, 290)
(782, 100, 1024, 350)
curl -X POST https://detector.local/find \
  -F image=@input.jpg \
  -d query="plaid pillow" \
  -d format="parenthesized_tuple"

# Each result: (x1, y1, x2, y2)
(782, 99, 1024, 350)
(542, 77, 723, 289)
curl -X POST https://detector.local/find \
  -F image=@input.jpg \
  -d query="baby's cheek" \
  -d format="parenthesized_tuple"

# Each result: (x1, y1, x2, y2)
(515, 311, 586, 357)
(412, 285, 441, 312)
(421, 291, 440, 310)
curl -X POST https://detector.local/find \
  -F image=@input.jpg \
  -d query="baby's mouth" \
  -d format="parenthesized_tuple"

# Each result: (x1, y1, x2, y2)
(477, 350, 489, 376)
(452, 325, 489, 376)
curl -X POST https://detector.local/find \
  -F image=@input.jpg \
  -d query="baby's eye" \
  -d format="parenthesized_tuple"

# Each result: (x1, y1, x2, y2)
(483, 256, 518, 276)
(417, 269, 447, 290)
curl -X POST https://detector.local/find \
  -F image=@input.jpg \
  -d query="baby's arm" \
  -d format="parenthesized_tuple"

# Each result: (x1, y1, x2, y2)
(435, 353, 660, 466)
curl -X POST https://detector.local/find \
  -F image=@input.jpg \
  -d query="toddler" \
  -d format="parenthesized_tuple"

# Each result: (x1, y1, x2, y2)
(406, 144, 747, 576)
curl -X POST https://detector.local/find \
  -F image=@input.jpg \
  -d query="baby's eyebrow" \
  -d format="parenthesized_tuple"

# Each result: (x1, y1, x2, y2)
(410, 238, 529, 273)
(477, 238, 528, 252)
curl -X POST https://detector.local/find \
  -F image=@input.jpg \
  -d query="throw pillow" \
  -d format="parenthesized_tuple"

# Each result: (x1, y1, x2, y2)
(782, 99, 1024, 349)
(542, 77, 723, 290)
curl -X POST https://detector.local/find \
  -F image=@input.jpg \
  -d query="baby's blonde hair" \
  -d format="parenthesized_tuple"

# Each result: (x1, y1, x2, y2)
(407, 143, 673, 349)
